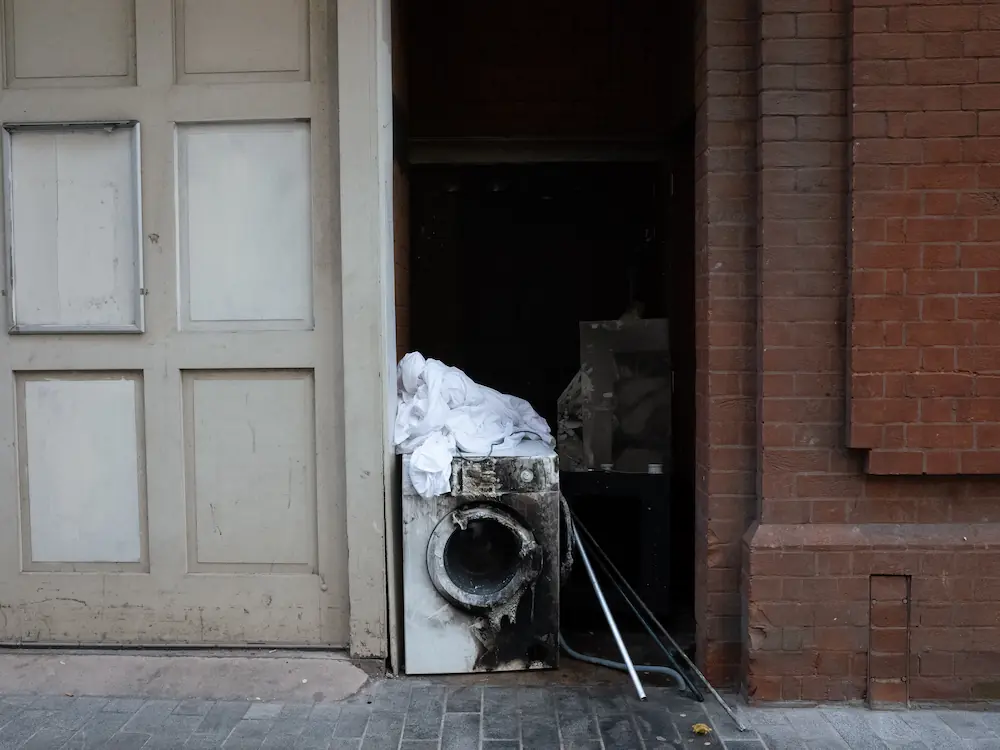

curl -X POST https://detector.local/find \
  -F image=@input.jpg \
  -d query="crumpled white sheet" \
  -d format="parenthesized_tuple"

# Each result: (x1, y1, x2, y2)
(395, 352, 555, 498)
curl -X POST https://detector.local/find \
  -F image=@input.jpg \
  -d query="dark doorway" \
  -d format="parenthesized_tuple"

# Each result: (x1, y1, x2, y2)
(397, 0, 697, 665)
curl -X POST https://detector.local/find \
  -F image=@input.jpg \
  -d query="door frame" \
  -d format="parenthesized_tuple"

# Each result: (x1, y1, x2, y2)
(335, 0, 400, 664)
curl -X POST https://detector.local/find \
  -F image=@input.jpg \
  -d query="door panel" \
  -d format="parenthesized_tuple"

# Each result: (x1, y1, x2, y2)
(0, 0, 347, 646)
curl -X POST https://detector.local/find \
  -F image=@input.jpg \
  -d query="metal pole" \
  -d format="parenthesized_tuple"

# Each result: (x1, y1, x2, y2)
(571, 522, 646, 701)
(573, 516, 749, 732)
(581, 534, 703, 701)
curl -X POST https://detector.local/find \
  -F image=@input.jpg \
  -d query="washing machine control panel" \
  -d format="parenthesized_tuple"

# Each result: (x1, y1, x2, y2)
(450, 455, 559, 498)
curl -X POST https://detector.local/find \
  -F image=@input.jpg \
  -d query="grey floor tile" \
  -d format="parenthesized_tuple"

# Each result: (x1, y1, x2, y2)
(21, 726, 77, 750)
(864, 712, 925, 745)
(185, 735, 226, 750)
(405, 686, 445, 742)
(259, 719, 305, 750)
(333, 708, 371, 739)
(968, 741, 1000, 750)
(60, 713, 131, 750)
(981, 713, 1000, 733)
(123, 700, 181, 733)
(483, 688, 517, 712)
(785, 712, 841, 741)
(104, 699, 146, 714)
(30, 696, 76, 711)
(482, 742, 519, 750)
(330, 741, 361, 750)
(410, 688, 446, 710)
(403, 705, 443, 742)
(279, 704, 314, 721)
(482, 710, 519, 741)
(633, 707, 681, 745)
(244, 704, 284, 722)
(588, 688, 629, 717)
(522, 714, 560, 748)
(175, 701, 216, 717)
(799, 741, 850, 750)
(0, 703, 22, 733)
(105, 732, 153, 750)
(311, 705, 343, 723)
(222, 719, 273, 750)
(358, 737, 398, 750)
(399, 742, 440, 750)
(596, 714, 642, 750)
(142, 714, 205, 749)
(936, 711, 996, 740)
(516, 688, 554, 718)
(557, 710, 599, 742)
(46, 704, 107, 735)
(364, 711, 403, 739)
(756, 727, 808, 750)
(196, 702, 252, 740)
(293, 719, 337, 750)
(0, 714, 53, 750)
(898, 711, 968, 749)
(553, 688, 589, 716)
(370, 682, 411, 713)
(821, 709, 893, 750)
(52, 698, 109, 726)
(444, 687, 482, 714)
(723, 741, 768, 750)
(748, 710, 792, 728)
(441, 712, 480, 750)
(1, 697, 36, 709)
(703, 701, 751, 741)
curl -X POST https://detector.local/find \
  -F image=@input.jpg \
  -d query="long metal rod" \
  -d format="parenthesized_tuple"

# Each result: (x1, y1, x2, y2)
(579, 532, 703, 701)
(566, 505, 705, 703)
(573, 514, 749, 732)
(571, 522, 646, 701)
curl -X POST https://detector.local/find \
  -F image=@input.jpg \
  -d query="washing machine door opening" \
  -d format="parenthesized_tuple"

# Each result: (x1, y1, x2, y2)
(427, 504, 541, 612)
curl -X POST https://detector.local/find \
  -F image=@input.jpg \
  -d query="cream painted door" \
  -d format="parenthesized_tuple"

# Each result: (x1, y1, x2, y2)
(0, 0, 348, 645)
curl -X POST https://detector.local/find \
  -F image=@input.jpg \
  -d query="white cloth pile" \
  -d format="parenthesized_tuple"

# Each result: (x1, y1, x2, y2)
(394, 352, 555, 498)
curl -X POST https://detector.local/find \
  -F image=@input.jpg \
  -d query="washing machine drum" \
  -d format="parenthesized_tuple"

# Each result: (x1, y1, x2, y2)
(426, 504, 542, 612)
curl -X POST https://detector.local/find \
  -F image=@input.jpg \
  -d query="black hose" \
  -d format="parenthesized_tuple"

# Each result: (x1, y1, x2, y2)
(559, 633, 685, 687)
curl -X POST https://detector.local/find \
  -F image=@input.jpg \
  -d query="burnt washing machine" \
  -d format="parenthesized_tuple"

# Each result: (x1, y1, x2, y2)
(402, 452, 560, 674)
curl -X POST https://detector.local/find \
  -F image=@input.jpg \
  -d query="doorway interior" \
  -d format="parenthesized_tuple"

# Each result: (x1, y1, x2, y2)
(393, 0, 696, 667)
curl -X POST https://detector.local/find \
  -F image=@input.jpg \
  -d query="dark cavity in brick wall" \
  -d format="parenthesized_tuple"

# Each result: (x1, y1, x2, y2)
(868, 574, 911, 709)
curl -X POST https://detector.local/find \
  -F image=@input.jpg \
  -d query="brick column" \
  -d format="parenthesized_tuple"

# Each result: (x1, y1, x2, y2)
(693, 0, 758, 684)
(747, 0, 861, 702)
(755, 1, 852, 527)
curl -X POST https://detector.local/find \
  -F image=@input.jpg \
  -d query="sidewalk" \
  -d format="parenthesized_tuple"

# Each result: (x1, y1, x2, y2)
(0, 652, 998, 749)
(0, 680, 738, 749)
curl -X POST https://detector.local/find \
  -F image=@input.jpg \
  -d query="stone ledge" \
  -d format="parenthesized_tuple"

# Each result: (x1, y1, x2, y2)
(745, 522, 1000, 552)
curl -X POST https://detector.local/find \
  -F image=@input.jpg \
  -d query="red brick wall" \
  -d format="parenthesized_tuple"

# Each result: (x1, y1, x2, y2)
(847, 0, 1000, 475)
(693, 0, 759, 685)
(737, 0, 1000, 703)
(747, 525, 1000, 703)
